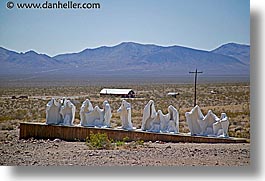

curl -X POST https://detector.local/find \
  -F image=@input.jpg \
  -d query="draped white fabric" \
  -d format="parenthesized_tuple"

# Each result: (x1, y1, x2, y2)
(160, 105, 179, 133)
(141, 100, 179, 133)
(141, 100, 157, 131)
(103, 100, 112, 128)
(185, 105, 229, 137)
(117, 100, 133, 130)
(80, 99, 112, 128)
(46, 98, 76, 126)
(213, 113, 229, 137)
(185, 105, 204, 135)
(46, 98, 230, 138)
(46, 98, 63, 125)
(60, 100, 76, 126)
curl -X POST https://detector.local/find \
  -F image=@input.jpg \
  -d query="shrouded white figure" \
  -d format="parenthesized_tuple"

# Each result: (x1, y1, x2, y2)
(93, 106, 105, 127)
(163, 105, 179, 133)
(141, 100, 157, 131)
(117, 100, 133, 130)
(85, 106, 104, 127)
(185, 105, 204, 135)
(149, 110, 162, 133)
(201, 110, 219, 136)
(46, 98, 63, 125)
(80, 99, 94, 126)
(60, 100, 76, 126)
(103, 100, 112, 128)
(159, 110, 168, 133)
(83, 100, 112, 128)
(213, 113, 229, 137)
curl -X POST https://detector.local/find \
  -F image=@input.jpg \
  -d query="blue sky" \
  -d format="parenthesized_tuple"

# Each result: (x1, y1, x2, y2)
(0, 0, 249, 56)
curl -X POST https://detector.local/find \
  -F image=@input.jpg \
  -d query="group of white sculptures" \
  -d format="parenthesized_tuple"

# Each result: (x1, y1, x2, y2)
(46, 98, 229, 138)
(46, 98, 76, 126)
(185, 105, 229, 137)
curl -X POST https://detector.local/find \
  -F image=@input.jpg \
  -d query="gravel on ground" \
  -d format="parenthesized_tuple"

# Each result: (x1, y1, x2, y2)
(0, 129, 250, 166)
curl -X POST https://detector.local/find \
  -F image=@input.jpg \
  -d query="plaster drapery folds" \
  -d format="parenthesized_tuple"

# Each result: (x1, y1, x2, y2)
(141, 100, 179, 133)
(46, 98, 76, 126)
(185, 105, 204, 136)
(60, 100, 76, 126)
(185, 105, 229, 137)
(46, 98, 63, 125)
(141, 100, 157, 131)
(213, 113, 229, 137)
(80, 99, 112, 128)
(117, 100, 133, 130)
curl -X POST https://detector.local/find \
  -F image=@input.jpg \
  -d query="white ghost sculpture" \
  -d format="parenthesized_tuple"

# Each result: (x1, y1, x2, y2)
(91, 106, 105, 127)
(141, 101, 179, 133)
(81, 100, 112, 128)
(80, 99, 94, 126)
(160, 105, 179, 133)
(117, 100, 133, 130)
(213, 113, 229, 137)
(185, 105, 204, 136)
(103, 100, 112, 128)
(201, 110, 219, 136)
(46, 98, 63, 125)
(60, 100, 76, 126)
(141, 100, 157, 131)
(185, 105, 230, 137)
(148, 110, 162, 133)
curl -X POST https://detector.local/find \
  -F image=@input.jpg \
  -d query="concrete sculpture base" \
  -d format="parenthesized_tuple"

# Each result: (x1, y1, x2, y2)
(19, 122, 247, 143)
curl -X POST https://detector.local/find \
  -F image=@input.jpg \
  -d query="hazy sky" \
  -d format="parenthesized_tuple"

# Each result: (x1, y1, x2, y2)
(0, 0, 250, 56)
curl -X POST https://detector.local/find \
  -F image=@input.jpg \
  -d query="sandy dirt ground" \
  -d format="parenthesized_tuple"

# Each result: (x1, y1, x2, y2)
(0, 129, 250, 166)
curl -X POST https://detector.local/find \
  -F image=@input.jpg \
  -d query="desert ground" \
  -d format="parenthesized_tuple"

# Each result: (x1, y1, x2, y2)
(0, 82, 250, 166)
(0, 129, 249, 166)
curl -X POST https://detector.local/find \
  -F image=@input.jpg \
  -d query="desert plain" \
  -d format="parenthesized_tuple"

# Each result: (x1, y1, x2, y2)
(0, 81, 250, 166)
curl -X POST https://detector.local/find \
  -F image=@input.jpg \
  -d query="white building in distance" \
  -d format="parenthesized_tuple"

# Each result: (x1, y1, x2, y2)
(100, 88, 135, 98)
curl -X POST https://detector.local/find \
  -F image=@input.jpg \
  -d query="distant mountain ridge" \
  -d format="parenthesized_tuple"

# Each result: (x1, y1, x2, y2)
(211, 43, 250, 65)
(0, 42, 250, 77)
(0, 47, 64, 74)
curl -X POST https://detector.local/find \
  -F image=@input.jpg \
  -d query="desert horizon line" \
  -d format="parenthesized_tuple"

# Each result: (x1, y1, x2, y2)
(0, 41, 250, 58)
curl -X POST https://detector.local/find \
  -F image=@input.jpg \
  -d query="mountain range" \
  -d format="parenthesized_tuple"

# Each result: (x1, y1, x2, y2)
(0, 42, 250, 78)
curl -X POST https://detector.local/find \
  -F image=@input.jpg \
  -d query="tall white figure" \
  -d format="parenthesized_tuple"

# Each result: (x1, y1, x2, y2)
(185, 105, 204, 135)
(92, 106, 105, 126)
(60, 100, 76, 126)
(149, 110, 162, 133)
(160, 105, 179, 133)
(103, 100, 112, 128)
(213, 113, 229, 137)
(117, 100, 133, 130)
(201, 110, 219, 136)
(80, 99, 94, 126)
(46, 98, 63, 125)
(141, 100, 157, 131)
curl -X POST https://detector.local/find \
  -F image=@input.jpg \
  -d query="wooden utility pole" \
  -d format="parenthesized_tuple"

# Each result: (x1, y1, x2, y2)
(189, 69, 203, 107)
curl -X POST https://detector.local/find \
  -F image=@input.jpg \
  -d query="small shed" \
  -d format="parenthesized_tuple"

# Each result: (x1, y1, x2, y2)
(100, 88, 135, 98)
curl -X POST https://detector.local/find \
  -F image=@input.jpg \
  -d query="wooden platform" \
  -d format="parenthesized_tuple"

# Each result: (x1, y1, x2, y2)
(19, 122, 248, 143)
